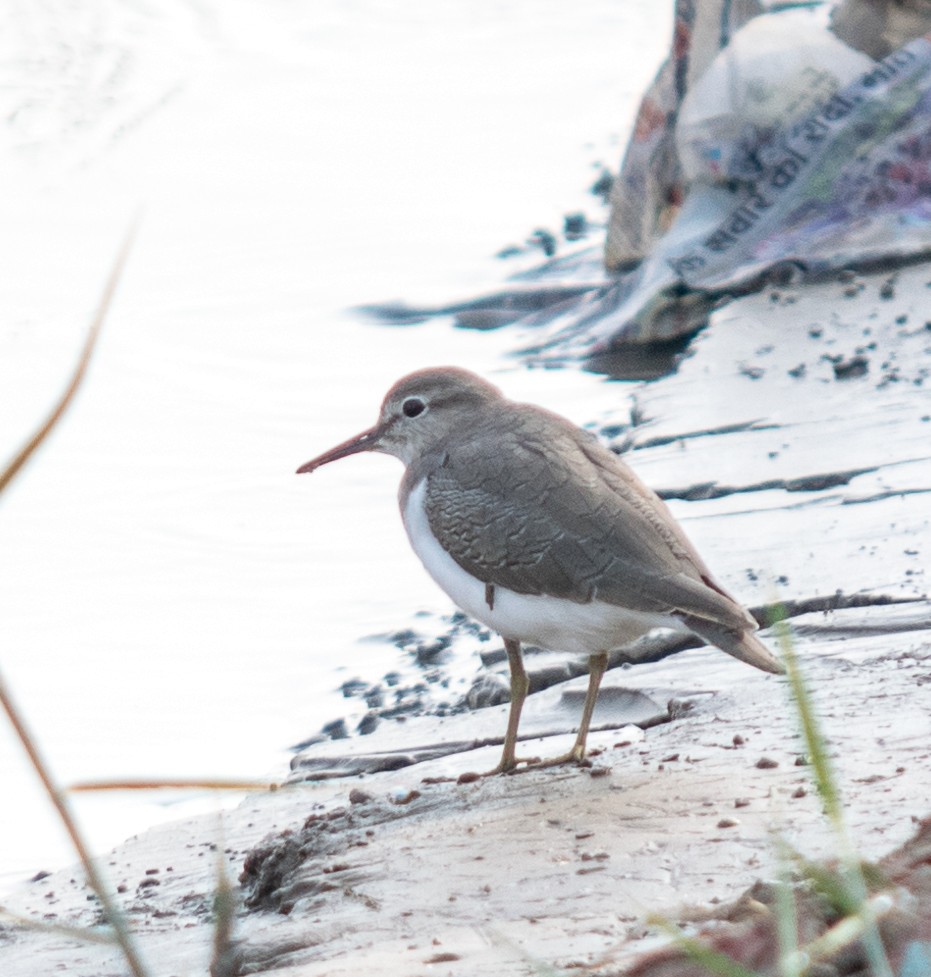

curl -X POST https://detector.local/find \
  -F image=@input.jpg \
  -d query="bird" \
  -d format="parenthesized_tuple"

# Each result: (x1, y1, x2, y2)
(297, 366, 782, 774)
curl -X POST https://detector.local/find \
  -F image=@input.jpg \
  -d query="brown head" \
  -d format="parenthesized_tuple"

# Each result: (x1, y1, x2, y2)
(297, 367, 504, 473)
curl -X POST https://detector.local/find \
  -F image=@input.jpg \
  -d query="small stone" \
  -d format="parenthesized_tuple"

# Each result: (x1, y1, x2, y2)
(734, 798, 750, 808)
(356, 712, 379, 736)
(465, 674, 510, 709)
(756, 757, 779, 769)
(732, 735, 745, 747)
(590, 169, 613, 200)
(832, 354, 869, 380)
(348, 788, 373, 805)
(564, 212, 588, 240)
(340, 678, 367, 698)
(457, 771, 481, 785)
(530, 228, 557, 256)
(321, 718, 348, 740)
(717, 818, 739, 829)
(391, 789, 421, 805)
(792, 786, 807, 798)
(415, 635, 450, 663)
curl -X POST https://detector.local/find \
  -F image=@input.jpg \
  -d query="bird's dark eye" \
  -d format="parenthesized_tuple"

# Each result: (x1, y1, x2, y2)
(402, 397, 425, 418)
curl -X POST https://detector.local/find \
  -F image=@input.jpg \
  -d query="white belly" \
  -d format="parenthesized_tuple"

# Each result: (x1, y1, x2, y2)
(402, 479, 682, 656)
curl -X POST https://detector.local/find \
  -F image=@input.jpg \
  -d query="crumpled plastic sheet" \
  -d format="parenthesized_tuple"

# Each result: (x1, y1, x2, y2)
(537, 25, 931, 353)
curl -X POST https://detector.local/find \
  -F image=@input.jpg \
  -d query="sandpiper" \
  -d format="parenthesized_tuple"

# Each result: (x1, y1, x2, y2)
(298, 367, 781, 774)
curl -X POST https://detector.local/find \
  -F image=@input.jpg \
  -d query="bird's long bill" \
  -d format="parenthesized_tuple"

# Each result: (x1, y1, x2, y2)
(296, 427, 379, 474)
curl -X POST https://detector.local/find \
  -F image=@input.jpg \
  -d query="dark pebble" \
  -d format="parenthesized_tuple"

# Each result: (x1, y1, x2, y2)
(590, 169, 613, 200)
(465, 674, 510, 709)
(756, 757, 779, 769)
(563, 212, 588, 239)
(832, 354, 869, 379)
(530, 228, 557, 256)
(340, 678, 367, 698)
(356, 712, 379, 736)
(479, 647, 508, 667)
(321, 719, 348, 740)
(415, 636, 451, 663)
(387, 629, 418, 649)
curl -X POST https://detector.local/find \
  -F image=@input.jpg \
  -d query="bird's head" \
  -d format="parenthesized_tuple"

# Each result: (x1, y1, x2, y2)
(297, 367, 503, 473)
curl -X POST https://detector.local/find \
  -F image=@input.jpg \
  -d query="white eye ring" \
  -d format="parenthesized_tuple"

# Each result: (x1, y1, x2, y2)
(402, 397, 426, 418)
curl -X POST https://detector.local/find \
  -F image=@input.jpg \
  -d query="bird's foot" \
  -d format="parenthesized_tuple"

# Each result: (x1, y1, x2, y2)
(465, 742, 596, 778)
(525, 744, 592, 770)
(463, 754, 541, 779)
(479, 746, 595, 777)
(488, 754, 541, 776)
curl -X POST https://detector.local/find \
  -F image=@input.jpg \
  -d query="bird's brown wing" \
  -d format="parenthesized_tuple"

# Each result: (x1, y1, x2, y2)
(422, 406, 754, 634)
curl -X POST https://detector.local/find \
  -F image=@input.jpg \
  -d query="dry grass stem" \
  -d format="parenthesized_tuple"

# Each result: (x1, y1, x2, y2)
(0, 219, 150, 977)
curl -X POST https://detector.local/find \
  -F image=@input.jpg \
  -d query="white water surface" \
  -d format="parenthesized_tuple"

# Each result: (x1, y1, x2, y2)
(0, 0, 671, 888)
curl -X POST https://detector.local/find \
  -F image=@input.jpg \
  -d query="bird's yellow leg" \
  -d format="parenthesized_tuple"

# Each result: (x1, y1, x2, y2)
(484, 639, 539, 775)
(532, 650, 608, 768)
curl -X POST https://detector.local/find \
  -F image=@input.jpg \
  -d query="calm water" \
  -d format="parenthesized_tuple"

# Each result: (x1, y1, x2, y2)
(0, 0, 671, 887)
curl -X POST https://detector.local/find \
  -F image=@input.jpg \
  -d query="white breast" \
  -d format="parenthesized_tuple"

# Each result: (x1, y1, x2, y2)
(402, 479, 682, 656)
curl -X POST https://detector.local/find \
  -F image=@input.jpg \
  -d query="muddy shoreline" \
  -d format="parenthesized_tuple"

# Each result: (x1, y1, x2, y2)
(1, 265, 930, 975)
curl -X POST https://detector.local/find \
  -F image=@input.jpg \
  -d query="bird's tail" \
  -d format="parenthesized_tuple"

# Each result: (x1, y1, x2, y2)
(676, 613, 784, 674)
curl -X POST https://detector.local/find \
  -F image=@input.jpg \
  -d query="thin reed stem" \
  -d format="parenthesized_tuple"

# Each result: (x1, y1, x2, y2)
(0, 218, 149, 977)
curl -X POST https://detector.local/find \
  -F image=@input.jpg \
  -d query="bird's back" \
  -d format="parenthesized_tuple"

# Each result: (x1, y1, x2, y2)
(415, 401, 754, 633)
